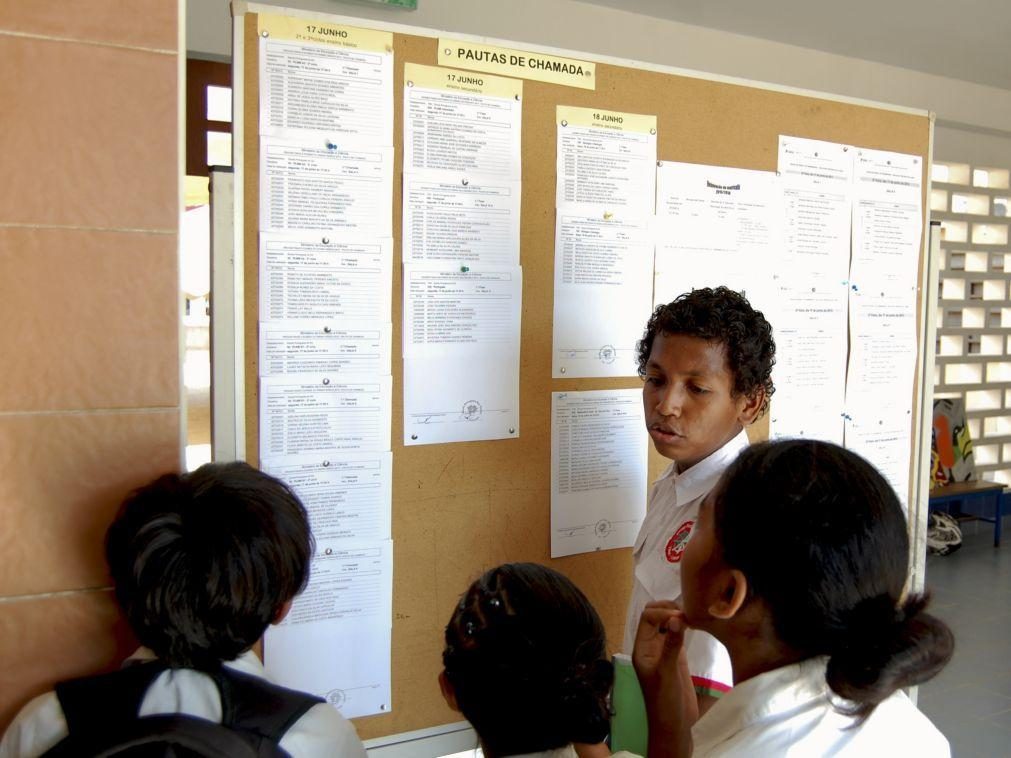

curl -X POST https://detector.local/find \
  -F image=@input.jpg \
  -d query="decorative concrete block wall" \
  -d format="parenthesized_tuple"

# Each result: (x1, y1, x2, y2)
(932, 162, 1011, 484)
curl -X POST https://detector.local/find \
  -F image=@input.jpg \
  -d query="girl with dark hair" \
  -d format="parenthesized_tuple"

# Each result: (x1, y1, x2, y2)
(632, 439, 953, 757)
(441, 563, 633, 758)
(1, 462, 366, 757)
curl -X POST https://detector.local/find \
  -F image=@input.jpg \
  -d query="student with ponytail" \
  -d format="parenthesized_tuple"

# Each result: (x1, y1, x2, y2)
(441, 563, 631, 758)
(632, 439, 953, 757)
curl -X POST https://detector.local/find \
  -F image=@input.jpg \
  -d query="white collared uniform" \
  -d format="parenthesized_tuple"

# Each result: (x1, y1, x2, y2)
(465, 746, 640, 757)
(691, 657, 950, 756)
(622, 429, 750, 695)
(0, 649, 367, 758)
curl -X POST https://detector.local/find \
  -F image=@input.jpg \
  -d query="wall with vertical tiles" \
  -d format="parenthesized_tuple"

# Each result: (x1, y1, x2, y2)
(931, 162, 1011, 485)
(0, 0, 182, 731)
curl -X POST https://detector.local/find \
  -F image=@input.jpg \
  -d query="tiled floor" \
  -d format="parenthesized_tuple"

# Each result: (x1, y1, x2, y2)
(919, 522, 1011, 757)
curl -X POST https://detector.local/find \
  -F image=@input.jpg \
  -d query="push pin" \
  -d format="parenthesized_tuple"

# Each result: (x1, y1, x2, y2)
(460, 265, 470, 273)
(411, 433, 418, 440)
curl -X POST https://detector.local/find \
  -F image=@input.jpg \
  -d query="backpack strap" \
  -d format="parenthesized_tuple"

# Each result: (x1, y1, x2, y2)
(55, 660, 171, 735)
(50, 714, 263, 757)
(52, 659, 324, 756)
(209, 666, 325, 747)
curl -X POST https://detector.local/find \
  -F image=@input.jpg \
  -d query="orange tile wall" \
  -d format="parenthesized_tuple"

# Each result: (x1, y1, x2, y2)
(0, 0, 182, 731)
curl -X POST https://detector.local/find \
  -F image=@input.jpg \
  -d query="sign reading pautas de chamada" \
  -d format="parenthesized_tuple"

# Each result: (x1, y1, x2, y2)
(556, 105, 657, 135)
(257, 12, 393, 52)
(405, 62, 523, 100)
(439, 39, 595, 90)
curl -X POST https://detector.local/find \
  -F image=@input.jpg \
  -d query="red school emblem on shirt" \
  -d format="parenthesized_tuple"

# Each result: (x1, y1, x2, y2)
(665, 520, 694, 563)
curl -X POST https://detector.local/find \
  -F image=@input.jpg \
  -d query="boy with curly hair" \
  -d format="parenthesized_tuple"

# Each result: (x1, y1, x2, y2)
(624, 286, 775, 717)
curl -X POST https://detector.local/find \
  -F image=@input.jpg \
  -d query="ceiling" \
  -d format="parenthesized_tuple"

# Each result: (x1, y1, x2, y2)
(580, 0, 1011, 90)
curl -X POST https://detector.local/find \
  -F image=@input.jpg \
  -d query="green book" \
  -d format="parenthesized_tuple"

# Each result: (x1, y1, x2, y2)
(611, 653, 648, 756)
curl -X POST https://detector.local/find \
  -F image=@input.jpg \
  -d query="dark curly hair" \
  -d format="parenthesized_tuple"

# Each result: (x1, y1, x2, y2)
(443, 563, 612, 755)
(637, 287, 775, 415)
(106, 462, 313, 670)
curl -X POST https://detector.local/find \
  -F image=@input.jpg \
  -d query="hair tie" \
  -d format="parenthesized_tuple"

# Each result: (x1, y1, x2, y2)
(477, 592, 507, 621)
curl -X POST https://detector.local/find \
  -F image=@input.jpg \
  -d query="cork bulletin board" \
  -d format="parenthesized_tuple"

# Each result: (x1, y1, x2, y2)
(239, 7, 931, 740)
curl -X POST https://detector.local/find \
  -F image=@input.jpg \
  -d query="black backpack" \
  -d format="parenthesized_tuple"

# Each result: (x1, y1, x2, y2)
(43, 660, 324, 757)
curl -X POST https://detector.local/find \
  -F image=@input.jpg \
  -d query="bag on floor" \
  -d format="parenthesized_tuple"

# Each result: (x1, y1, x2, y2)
(927, 511, 963, 556)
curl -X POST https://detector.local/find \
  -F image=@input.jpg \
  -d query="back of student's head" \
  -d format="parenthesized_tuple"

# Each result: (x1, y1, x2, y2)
(714, 439, 953, 717)
(105, 462, 312, 670)
(637, 286, 775, 414)
(442, 563, 612, 756)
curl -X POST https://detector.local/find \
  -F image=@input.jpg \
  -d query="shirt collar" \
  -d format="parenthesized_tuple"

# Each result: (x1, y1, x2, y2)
(124, 647, 267, 679)
(509, 748, 578, 758)
(671, 428, 750, 504)
(692, 657, 829, 747)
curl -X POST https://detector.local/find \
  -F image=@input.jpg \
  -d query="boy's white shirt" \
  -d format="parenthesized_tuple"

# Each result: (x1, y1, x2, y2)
(691, 656, 950, 756)
(622, 428, 750, 693)
(0, 648, 366, 758)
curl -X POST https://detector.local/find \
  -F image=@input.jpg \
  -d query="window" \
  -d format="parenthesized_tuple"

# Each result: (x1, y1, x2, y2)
(186, 59, 232, 176)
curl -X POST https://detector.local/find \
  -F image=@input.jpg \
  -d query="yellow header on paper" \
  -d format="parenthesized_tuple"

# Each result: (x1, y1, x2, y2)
(257, 13, 392, 53)
(557, 105, 656, 134)
(439, 39, 595, 90)
(405, 63, 522, 100)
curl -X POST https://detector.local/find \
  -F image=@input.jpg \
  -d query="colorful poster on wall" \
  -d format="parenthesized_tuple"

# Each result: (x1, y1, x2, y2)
(931, 398, 976, 488)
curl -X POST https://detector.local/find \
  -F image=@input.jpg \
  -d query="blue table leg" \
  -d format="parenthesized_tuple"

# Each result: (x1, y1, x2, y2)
(996, 491, 1003, 548)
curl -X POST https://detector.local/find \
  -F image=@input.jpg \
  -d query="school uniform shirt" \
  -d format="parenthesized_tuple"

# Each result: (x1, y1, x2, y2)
(622, 428, 750, 697)
(0, 648, 367, 758)
(464, 747, 641, 758)
(690, 657, 950, 756)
